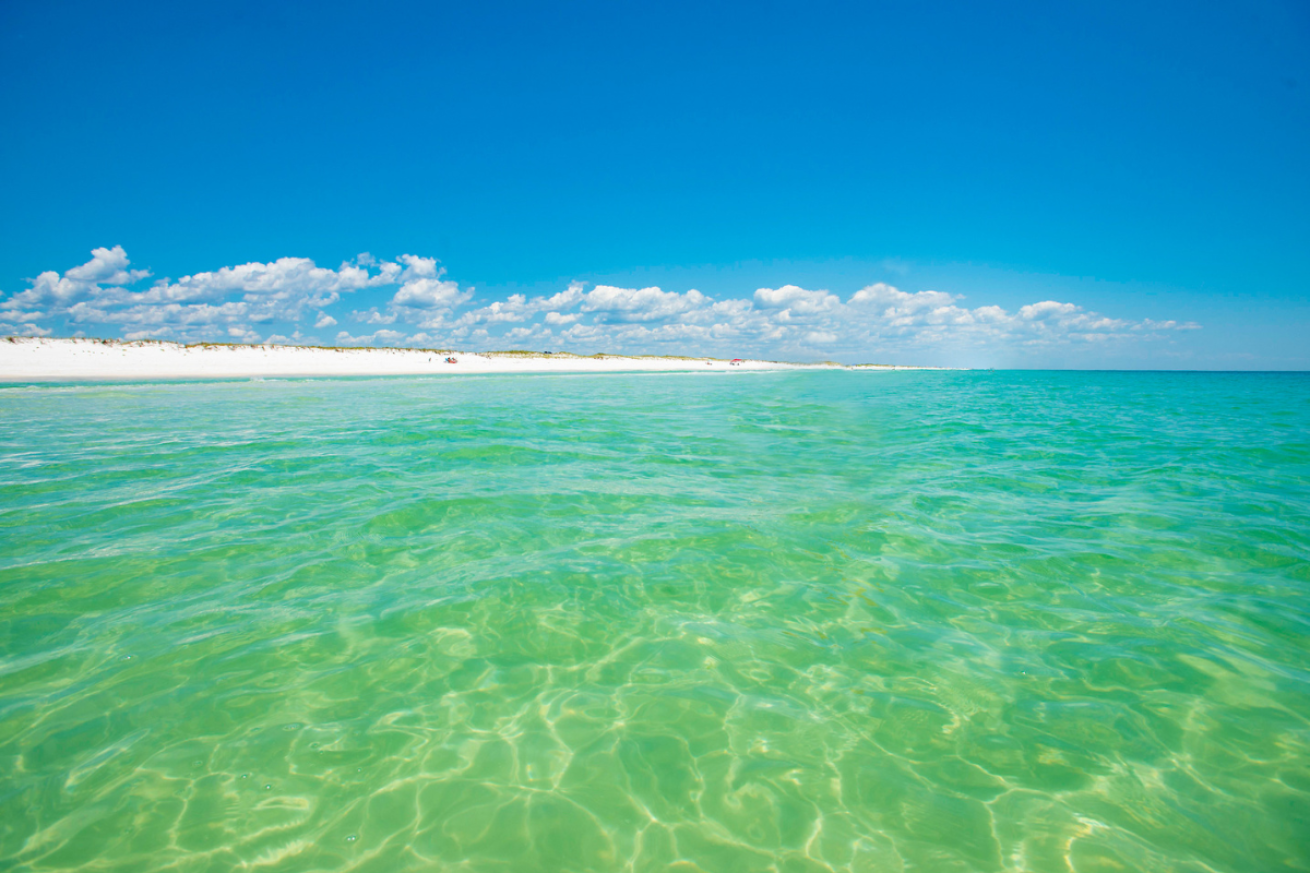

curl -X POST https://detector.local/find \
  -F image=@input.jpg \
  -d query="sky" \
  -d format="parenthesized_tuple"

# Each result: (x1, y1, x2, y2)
(1, 0, 1306, 368)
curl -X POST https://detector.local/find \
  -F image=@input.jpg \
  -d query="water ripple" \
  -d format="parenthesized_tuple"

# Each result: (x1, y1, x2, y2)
(1, 371, 1308, 871)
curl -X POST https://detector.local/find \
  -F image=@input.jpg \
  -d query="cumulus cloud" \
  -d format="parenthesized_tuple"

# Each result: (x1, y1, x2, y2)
(350, 308, 397, 325)
(135, 257, 389, 306)
(466, 279, 1198, 359)
(0, 322, 53, 337)
(1, 247, 1199, 359)
(392, 277, 467, 309)
(388, 255, 473, 311)
(1, 247, 470, 344)
(581, 285, 708, 322)
(336, 328, 407, 346)
(754, 284, 841, 315)
(2, 245, 151, 311)
(463, 282, 586, 325)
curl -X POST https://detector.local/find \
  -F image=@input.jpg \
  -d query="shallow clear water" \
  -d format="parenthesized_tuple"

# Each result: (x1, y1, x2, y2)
(1, 370, 1308, 872)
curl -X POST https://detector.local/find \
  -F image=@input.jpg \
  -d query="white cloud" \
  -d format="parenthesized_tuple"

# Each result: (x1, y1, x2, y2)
(1, 248, 470, 344)
(1020, 300, 1080, 321)
(137, 257, 388, 305)
(582, 285, 707, 322)
(2, 245, 151, 311)
(0, 309, 46, 323)
(462, 295, 535, 324)
(389, 255, 473, 311)
(63, 245, 149, 285)
(450, 281, 587, 327)
(350, 308, 397, 325)
(0, 322, 53, 337)
(489, 279, 1200, 359)
(754, 284, 841, 315)
(1, 248, 1199, 360)
(392, 276, 469, 309)
(335, 328, 407, 346)
(1138, 318, 1201, 331)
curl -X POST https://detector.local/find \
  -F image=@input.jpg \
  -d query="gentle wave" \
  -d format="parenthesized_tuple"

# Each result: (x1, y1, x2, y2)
(1, 371, 1307, 872)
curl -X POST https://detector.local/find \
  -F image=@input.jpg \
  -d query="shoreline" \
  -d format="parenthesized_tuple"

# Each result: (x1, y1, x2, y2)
(0, 337, 921, 381)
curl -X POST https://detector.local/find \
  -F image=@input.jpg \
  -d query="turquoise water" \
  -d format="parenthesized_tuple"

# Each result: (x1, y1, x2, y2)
(1, 370, 1308, 872)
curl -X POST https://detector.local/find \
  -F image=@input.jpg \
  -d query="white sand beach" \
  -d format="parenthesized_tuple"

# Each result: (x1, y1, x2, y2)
(0, 337, 909, 381)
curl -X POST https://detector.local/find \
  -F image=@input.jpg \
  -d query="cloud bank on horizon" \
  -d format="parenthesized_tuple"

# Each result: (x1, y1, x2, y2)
(1, 247, 1199, 362)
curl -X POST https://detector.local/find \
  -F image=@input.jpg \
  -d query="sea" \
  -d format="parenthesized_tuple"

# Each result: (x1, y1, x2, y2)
(1, 370, 1307, 872)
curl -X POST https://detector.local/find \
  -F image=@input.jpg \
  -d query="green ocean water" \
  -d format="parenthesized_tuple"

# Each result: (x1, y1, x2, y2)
(1, 370, 1308, 873)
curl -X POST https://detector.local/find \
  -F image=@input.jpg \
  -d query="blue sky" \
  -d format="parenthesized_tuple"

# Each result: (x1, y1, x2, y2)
(1, 0, 1306, 368)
